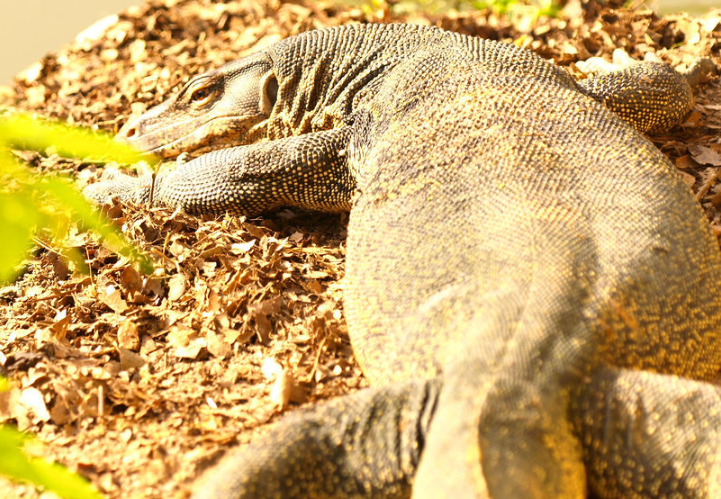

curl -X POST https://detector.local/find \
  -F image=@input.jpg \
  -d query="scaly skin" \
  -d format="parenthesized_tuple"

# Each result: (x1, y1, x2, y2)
(85, 24, 721, 499)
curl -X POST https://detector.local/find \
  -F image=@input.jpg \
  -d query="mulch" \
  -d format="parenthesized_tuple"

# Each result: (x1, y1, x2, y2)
(1, 0, 720, 497)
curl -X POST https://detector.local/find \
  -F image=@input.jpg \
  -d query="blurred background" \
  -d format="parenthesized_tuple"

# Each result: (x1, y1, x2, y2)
(0, 0, 141, 84)
(0, 0, 717, 84)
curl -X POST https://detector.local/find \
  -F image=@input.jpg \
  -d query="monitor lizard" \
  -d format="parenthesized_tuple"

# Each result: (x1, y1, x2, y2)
(85, 23, 721, 499)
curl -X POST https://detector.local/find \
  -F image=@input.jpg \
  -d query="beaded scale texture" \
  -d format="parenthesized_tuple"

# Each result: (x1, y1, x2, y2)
(86, 23, 721, 499)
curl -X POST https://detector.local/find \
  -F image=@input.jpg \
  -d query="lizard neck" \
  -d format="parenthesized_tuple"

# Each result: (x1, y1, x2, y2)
(265, 24, 449, 140)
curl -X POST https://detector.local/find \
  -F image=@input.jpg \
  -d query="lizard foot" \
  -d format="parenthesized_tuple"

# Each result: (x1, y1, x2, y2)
(83, 166, 153, 205)
(574, 49, 714, 133)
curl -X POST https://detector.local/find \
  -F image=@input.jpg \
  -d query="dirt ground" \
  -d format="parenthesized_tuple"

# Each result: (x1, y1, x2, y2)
(1, 0, 721, 497)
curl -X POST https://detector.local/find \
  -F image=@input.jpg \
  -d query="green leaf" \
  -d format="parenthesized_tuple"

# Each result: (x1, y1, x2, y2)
(0, 113, 159, 168)
(0, 148, 24, 177)
(0, 190, 40, 282)
(42, 177, 154, 274)
(0, 115, 155, 281)
(0, 426, 104, 499)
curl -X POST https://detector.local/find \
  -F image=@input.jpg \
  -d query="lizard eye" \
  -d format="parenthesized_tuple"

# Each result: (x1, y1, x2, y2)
(190, 86, 213, 105)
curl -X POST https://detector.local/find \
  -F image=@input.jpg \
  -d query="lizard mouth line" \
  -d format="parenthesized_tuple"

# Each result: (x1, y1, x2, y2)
(129, 114, 267, 157)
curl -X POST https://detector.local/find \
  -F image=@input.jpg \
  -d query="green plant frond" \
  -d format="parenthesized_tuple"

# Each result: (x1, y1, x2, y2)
(0, 114, 156, 282)
(0, 148, 27, 178)
(42, 176, 154, 273)
(0, 190, 42, 282)
(374, 0, 560, 17)
(0, 426, 104, 499)
(0, 113, 159, 168)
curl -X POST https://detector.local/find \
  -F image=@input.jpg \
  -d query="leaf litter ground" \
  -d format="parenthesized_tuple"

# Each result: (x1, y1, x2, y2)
(1, 0, 721, 497)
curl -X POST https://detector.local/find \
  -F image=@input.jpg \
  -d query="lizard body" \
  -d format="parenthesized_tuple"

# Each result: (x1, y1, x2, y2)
(85, 24, 721, 499)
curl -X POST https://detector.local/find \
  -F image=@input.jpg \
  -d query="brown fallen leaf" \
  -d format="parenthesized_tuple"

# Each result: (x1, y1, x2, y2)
(270, 368, 294, 409)
(117, 321, 140, 351)
(120, 266, 143, 294)
(711, 188, 721, 208)
(47, 251, 70, 280)
(51, 309, 71, 340)
(679, 170, 696, 187)
(682, 110, 703, 127)
(167, 273, 188, 302)
(0, 390, 13, 423)
(25, 85, 46, 106)
(118, 347, 147, 371)
(675, 154, 699, 170)
(15, 387, 51, 430)
(167, 327, 205, 359)
(169, 239, 189, 258)
(262, 358, 307, 409)
(230, 239, 256, 254)
(99, 284, 129, 313)
(206, 330, 231, 359)
(49, 398, 71, 425)
(689, 144, 721, 166)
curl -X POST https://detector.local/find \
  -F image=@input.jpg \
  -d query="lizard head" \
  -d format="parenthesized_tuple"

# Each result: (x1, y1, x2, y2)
(116, 51, 278, 158)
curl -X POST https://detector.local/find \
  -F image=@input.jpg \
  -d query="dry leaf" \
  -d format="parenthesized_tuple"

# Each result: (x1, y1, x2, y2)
(117, 321, 140, 351)
(118, 347, 147, 371)
(0, 390, 13, 422)
(25, 85, 47, 106)
(675, 154, 698, 170)
(48, 252, 70, 280)
(120, 266, 143, 294)
(206, 331, 231, 359)
(262, 359, 307, 408)
(167, 274, 187, 302)
(51, 309, 71, 340)
(99, 284, 129, 313)
(129, 39, 147, 62)
(230, 239, 256, 254)
(269, 368, 294, 408)
(169, 239, 189, 257)
(689, 145, 721, 166)
(683, 110, 702, 127)
(167, 327, 205, 359)
(17, 387, 51, 428)
(679, 170, 696, 187)
(49, 399, 71, 425)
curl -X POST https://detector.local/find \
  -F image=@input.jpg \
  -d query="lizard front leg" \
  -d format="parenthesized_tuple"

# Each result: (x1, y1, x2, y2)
(84, 126, 355, 216)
